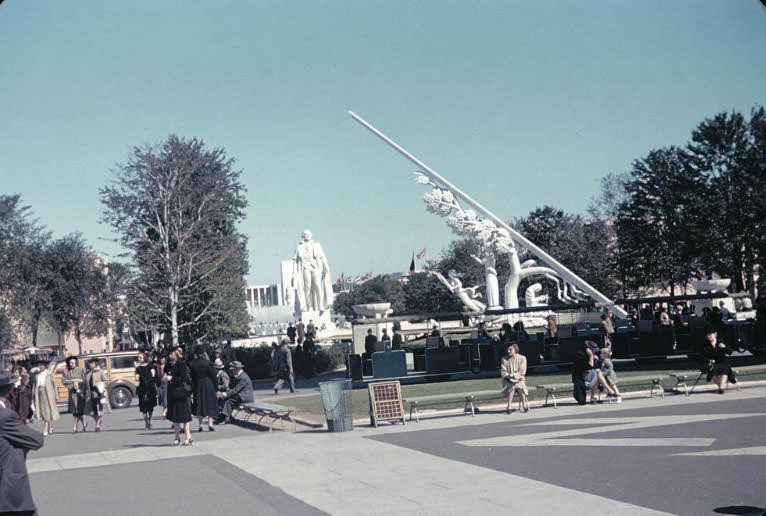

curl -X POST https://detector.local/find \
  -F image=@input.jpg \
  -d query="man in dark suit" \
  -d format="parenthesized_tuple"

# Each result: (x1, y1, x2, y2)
(391, 328, 404, 351)
(219, 361, 254, 423)
(364, 329, 378, 356)
(0, 371, 44, 515)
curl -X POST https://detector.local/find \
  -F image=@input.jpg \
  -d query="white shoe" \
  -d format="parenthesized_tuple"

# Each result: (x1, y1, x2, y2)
(616, 396, 622, 404)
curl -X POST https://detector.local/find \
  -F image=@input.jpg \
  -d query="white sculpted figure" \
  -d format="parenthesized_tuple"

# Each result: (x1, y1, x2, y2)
(293, 229, 334, 312)
(471, 252, 501, 309)
(430, 270, 486, 313)
(525, 283, 549, 307)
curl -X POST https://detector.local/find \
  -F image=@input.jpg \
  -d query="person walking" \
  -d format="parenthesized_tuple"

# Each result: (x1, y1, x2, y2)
(62, 356, 87, 432)
(287, 322, 297, 344)
(296, 319, 305, 345)
(165, 348, 193, 445)
(33, 360, 59, 436)
(85, 359, 107, 432)
(0, 371, 45, 516)
(273, 339, 295, 395)
(189, 345, 217, 432)
(134, 352, 157, 430)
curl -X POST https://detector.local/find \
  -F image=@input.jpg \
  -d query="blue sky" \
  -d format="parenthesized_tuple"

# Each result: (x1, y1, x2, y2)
(1, 1, 764, 285)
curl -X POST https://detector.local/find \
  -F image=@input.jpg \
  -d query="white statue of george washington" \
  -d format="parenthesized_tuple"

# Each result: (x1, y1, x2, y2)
(292, 229, 334, 312)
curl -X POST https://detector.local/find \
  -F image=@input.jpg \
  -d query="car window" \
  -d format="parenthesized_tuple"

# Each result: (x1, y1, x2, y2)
(111, 356, 136, 370)
(81, 358, 107, 370)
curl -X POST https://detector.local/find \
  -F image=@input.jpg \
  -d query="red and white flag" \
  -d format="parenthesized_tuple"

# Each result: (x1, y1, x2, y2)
(416, 247, 428, 260)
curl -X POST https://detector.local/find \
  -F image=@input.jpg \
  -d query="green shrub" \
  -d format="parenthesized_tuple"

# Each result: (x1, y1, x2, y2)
(313, 341, 347, 374)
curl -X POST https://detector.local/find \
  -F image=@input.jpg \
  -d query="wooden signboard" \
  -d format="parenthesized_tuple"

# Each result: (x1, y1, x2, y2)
(368, 380, 405, 427)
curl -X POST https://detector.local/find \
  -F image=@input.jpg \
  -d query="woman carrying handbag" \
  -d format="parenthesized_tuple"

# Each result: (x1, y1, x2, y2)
(165, 347, 193, 446)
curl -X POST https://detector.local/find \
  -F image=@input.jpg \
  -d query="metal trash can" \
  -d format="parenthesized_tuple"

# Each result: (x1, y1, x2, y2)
(319, 379, 353, 432)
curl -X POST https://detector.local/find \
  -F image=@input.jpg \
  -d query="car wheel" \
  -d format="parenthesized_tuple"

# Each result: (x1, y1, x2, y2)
(109, 386, 133, 409)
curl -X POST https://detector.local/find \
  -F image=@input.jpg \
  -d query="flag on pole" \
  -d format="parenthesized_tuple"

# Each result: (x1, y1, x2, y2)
(409, 251, 416, 275)
(416, 247, 428, 260)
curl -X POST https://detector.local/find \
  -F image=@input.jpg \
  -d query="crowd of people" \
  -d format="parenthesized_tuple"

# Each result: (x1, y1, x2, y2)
(2, 360, 64, 437)
(0, 342, 257, 447)
(122, 344, 255, 446)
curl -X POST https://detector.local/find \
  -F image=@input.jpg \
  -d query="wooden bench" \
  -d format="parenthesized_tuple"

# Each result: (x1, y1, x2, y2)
(404, 389, 524, 422)
(668, 372, 696, 396)
(672, 364, 766, 396)
(537, 375, 666, 408)
(233, 401, 297, 432)
(404, 393, 475, 422)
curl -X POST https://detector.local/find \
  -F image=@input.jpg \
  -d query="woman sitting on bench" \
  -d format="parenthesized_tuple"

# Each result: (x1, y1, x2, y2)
(501, 344, 529, 414)
(583, 344, 618, 403)
(599, 348, 622, 404)
(702, 328, 736, 394)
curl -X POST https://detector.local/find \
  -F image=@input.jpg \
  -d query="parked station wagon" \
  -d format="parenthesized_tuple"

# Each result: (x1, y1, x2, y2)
(54, 351, 140, 410)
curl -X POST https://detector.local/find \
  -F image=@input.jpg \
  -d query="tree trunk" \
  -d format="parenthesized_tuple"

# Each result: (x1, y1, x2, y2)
(170, 287, 179, 347)
(31, 311, 40, 348)
(75, 326, 83, 355)
(56, 328, 64, 356)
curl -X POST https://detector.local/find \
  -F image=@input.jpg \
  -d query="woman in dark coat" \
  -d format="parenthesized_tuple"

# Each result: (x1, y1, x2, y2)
(10, 371, 34, 422)
(702, 328, 736, 393)
(134, 351, 157, 430)
(189, 345, 217, 432)
(62, 357, 87, 432)
(165, 348, 192, 446)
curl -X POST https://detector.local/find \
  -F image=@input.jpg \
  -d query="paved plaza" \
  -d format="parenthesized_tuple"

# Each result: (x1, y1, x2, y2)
(28, 386, 766, 516)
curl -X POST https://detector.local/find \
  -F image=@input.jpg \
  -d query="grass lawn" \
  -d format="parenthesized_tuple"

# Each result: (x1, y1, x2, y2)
(268, 366, 766, 420)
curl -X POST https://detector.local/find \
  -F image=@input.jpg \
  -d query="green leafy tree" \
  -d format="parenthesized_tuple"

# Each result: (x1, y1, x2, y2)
(686, 108, 766, 293)
(588, 173, 632, 298)
(100, 136, 249, 348)
(0, 195, 50, 347)
(350, 275, 405, 314)
(401, 272, 462, 314)
(46, 234, 110, 354)
(514, 206, 618, 300)
(332, 291, 356, 318)
(616, 147, 706, 294)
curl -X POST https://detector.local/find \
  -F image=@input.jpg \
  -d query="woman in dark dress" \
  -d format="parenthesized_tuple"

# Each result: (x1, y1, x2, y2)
(10, 371, 34, 422)
(62, 356, 87, 432)
(165, 348, 192, 446)
(702, 328, 736, 393)
(134, 352, 157, 430)
(189, 345, 218, 432)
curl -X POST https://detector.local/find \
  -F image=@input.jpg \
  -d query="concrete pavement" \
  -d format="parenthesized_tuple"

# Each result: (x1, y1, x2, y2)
(27, 385, 766, 516)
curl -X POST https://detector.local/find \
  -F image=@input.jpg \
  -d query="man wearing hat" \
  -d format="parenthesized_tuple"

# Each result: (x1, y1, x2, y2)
(218, 360, 253, 424)
(273, 338, 295, 395)
(0, 371, 44, 515)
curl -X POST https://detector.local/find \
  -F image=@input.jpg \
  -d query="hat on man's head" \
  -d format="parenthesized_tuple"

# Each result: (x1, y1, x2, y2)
(229, 360, 244, 369)
(213, 358, 224, 369)
(0, 371, 15, 388)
